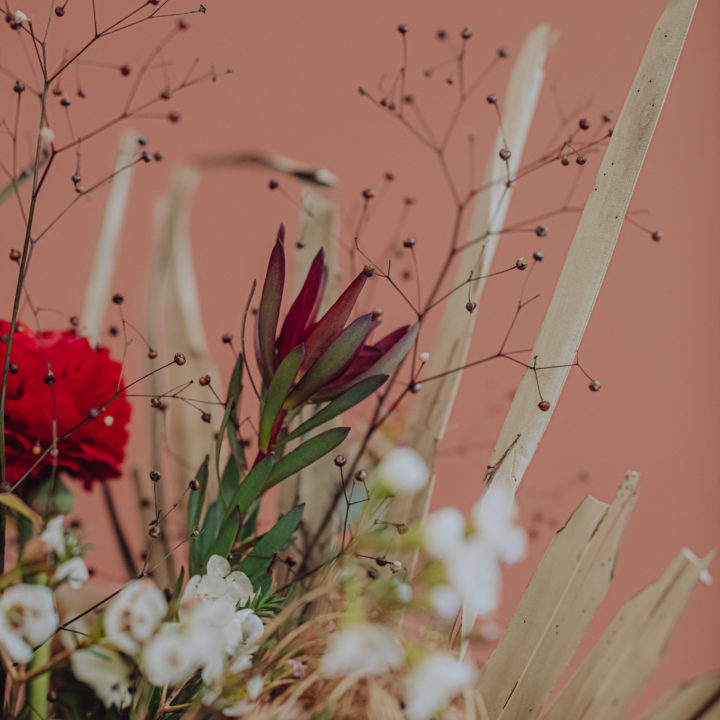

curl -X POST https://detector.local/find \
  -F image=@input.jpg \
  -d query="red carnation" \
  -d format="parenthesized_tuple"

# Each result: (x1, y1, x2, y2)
(1, 320, 131, 489)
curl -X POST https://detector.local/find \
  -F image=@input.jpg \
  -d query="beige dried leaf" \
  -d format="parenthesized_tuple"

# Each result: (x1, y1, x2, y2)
(638, 671, 720, 720)
(390, 24, 555, 556)
(488, 0, 698, 499)
(544, 548, 715, 720)
(82, 132, 138, 346)
(477, 472, 639, 719)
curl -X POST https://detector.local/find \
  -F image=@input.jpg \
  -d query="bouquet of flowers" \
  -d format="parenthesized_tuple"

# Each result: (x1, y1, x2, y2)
(0, 1, 714, 719)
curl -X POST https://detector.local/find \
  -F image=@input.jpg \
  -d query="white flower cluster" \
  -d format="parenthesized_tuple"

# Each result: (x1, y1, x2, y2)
(424, 483, 527, 621)
(71, 555, 264, 711)
(0, 515, 88, 664)
(371, 447, 429, 496)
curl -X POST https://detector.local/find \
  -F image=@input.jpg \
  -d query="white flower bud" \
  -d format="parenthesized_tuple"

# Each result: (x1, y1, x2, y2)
(320, 624, 404, 677)
(372, 448, 428, 495)
(404, 653, 475, 720)
(71, 647, 132, 708)
(0, 584, 58, 663)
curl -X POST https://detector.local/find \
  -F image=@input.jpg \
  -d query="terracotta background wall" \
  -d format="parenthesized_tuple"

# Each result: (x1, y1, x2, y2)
(1, 0, 718, 716)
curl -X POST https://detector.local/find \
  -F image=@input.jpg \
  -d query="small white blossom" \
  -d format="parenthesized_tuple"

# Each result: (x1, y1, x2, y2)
(444, 536, 502, 618)
(13, 10, 28, 23)
(419, 352, 430, 363)
(472, 484, 527, 564)
(404, 653, 474, 720)
(288, 658, 305, 678)
(40, 516, 66, 555)
(424, 508, 465, 558)
(104, 579, 167, 655)
(372, 448, 428, 495)
(142, 623, 197, 686)
(429, 585, 461, 621)
(395, 582, 412, 604)
(56, 557, 89, 588)
(182, 555, 253, 608)
(71, 646, 132, 709)
(320, 624, 404, 677)
(39, 127, 54, 144)
(0, 585, 58, 663)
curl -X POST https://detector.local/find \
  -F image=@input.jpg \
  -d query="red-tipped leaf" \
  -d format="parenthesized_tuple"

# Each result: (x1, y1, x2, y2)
(257, 225, 286, 384)
(299, 271, 368, 372)
(277, 249, 325, 362)
(310, 323, 419, 401)
(284, 313, 378, 409)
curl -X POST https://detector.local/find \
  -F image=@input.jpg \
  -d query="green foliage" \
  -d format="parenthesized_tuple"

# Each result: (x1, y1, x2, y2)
(283, 375, 387, 444)
(229, 456, 274, 516)
(264, 427, 349, 492)
(237, 505, 303, 585)
(187, 455, 209, 535)
(259, 344, 304, 451)
(189, 500, 223, 575)
(215, 353, 244, 482)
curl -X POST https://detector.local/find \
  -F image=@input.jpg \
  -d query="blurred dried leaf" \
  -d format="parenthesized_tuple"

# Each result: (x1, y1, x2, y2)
(544, 548, 714, 720)
(477, 472, 639, 718)
(638, 671, 720, 720)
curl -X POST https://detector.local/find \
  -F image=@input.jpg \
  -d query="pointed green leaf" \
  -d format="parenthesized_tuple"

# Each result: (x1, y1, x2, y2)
(237, 505, 303, 584)
(210, 508, 240, 559)
(285, 314, 376, 410)
(259, 344, 304, 451)
(187, 455, 209, 534)
(216, 354, 244, 482)
(229, 456, 275, 515)
(264, 427, 350, 491)
(284, 375, 387, 443)
(190, 500, 223, 574)
(0, 493, 41, 527)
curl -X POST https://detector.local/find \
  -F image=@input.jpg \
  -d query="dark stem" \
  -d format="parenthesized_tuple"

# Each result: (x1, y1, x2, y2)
(101, 483, 138, 578)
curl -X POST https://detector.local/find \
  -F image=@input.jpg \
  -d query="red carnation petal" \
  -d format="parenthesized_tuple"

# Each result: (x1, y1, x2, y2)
(277, 248, 325, 362)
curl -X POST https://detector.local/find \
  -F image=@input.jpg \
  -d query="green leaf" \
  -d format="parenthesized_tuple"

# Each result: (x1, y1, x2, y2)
(230, 456, 274, 515)
(219, 456, 241, 511)
(284, 314, 376, 410)
(259, 344, 304, 452)
(27, 476, 75, 516)
(187, 456, 209, 534)
(283, 375, 387, 444)
(167, 566, 185, 616)
(237, 505, 303, 584)
(210, 508, 240, 559)
(190, 500, 223, 574)
(238, 501, 260, 542)
(216, 354, 244, 482)
(264, 427, 349, 491)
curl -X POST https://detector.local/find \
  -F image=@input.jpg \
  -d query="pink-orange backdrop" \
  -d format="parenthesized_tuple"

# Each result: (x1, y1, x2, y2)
(1, 1, 718, 717)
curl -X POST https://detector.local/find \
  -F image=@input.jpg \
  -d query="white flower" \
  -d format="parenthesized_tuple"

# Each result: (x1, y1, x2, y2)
(472, 484, 527, 565)
(56, 557, 89, 588)
(320, 624, 404, 677)
(40, 516, 65, 555)
(395, 583, 412, 604)
(424, 508, 466, 558)
(419, 352, 430, 363)
(372, 448, 428, 495)
(404, 653, 475, 720)
(0, 585, 58, 663)
(104, 579, 167, 655)
(71, 646, 132, 709)
(39, 127, 54, 144)
(13, 10, 28, 23)
(444, 536, 502, 618)
(429, 585, 461, 621)
(142, 623, 197, 686)
(182, 555, 253, 608)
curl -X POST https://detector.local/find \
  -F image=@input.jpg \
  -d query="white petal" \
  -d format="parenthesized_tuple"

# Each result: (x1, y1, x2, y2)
(56, 557, 89, 588)
(424, 507, 466, 558)
(0, 584, 58, 660)
(206, 554, 231, 579)
(142, 624, 197, 686)
(404, 653, 475, 720)
(320, 624, 404, 677)
(40, 516, 66, 555)
(71, 647, 133, 709)
(373, 448, 428, 495)
(429, 585, 461, 621)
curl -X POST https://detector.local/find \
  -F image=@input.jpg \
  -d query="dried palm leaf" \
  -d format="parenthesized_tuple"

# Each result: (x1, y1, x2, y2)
(544, 548, 714, 720)
(487, 0, 698, 499)
(638, 671, 720, 720)
(477, 472, 638, 718)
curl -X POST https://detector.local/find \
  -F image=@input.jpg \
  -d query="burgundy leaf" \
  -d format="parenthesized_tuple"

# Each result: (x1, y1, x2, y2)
(277, 249, 325, 362)
(299, 271, 367, 373)
(257, 225, 286, 385)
